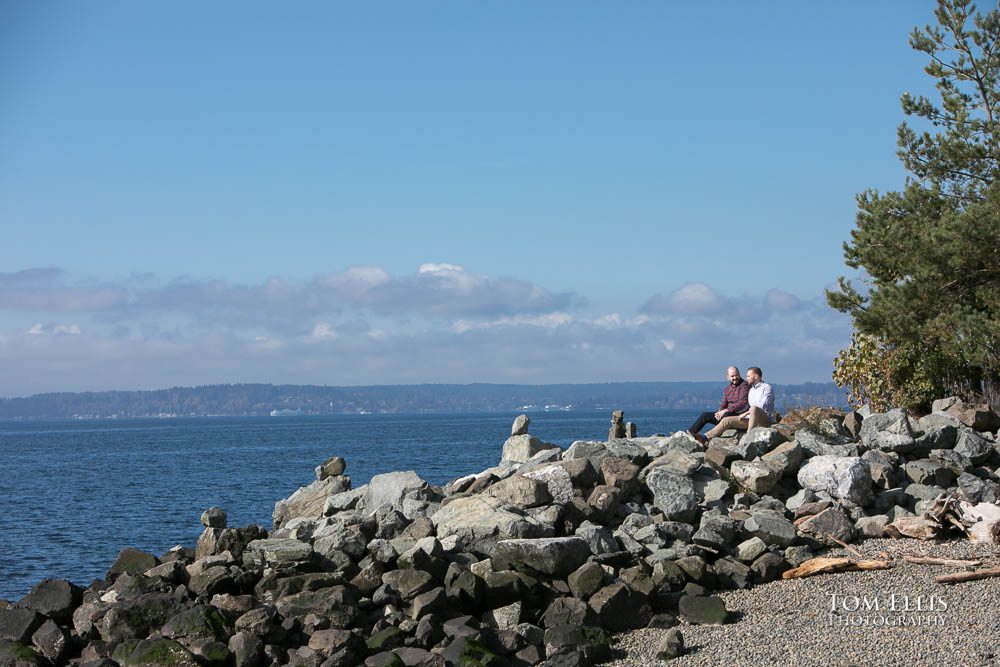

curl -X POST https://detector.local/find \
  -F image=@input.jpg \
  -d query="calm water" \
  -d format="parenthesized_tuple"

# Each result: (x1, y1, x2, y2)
(0, 409, 698, 600)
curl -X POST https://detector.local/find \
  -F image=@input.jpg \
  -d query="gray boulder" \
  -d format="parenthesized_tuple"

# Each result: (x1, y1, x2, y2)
(797, 505, 856, 544)
(17, 578, 82, 624)
(501, 434, 558, 463)
(743, 511, 796, 547)
(761, 441, 804, 476)
(957, 472, 1000, 503)
(856, 515, 889, 538)
(794, 430, 858, 458)
(633, 431, 701, 458)
(359, 471, 436, 519)
(646, 468, 699, 522)
(273, 476, 351, 528)
(955, 430, 994, 464)
(736, 537, 768, 562)
(522, 464, 575, 504)
(574, 522, 619, 555)
(493, 537, 591, 577)
(200, 507, 227, 528)
(486, 475, 553, 508)
(511, 414, 531, 436)
(315, 455, 346, 481)
(692, 516, 738, 551)
(797, 456, 873, 506)
(904, 459, 956, 487)
(861, 449, 898, 489)
(860, 408, 916, 453)
(242, 538, 313, 568)
(737, 428, 787, 459)
(431, 494, 552, 555)
(915, 423, 958, 452)
(0, 608, 44, 643)
(730, 460, 783, 494)
(678, 595, 728, 624)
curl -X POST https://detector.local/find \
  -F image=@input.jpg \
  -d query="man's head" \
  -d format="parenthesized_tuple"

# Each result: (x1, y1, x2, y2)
(726, 367, 742, 385)
(747, 367, 763, 385)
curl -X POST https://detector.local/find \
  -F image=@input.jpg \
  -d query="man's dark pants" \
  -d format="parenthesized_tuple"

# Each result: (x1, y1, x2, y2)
(689, 411, 719, 434)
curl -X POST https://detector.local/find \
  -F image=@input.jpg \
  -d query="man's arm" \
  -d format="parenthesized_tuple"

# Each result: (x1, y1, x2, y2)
(760, 383, 775, 417)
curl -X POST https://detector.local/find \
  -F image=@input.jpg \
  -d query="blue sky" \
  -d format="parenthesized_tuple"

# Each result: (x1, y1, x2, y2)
(0, 2, 940, 395)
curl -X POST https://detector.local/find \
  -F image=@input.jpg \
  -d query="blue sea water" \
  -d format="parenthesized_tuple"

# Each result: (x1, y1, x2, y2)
(0, 409, 699, 601)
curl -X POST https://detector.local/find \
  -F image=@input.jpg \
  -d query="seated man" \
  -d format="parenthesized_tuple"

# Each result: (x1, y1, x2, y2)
(688, 367, 749, 444)
(704, 366, 776, 439)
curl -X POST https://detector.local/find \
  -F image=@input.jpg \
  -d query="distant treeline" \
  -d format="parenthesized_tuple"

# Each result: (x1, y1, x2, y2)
(0, 382, 847, 420)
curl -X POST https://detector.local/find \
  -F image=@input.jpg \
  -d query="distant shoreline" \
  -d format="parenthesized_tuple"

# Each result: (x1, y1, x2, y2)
(0, 381, 846, 421)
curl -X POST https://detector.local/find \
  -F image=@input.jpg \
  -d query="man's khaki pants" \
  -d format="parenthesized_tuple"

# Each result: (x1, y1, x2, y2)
(704, 407, 772, 439)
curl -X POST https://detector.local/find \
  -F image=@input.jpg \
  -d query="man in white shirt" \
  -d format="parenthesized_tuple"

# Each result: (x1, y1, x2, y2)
(742, 366, 775, 430)
(704, 366, 776, 439)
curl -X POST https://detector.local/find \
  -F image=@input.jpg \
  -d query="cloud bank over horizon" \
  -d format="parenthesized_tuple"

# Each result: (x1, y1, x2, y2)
(0, 266, 850, 396)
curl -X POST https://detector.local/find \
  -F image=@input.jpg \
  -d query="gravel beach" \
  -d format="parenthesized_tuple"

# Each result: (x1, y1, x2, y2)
(607, 538, 1000, 667)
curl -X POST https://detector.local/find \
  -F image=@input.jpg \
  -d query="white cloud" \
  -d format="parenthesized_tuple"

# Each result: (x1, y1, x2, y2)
(765, 289, 802, 311)
(0, 266, 853, 395)
(311, 323, 339, 340)
(642, 282, 726, 316)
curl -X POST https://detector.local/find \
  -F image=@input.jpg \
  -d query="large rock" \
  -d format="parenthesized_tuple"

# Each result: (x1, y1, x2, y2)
(99, 594, 182, 644)
(678, 595, 728, 624)
(30, 619, 68, 663)
(588, 584, 650, 631)
(522, 465, 575, 504)
(431, 494, 552, 555)
(0, 609, 44, 643)
(794, 430, 858, 458)
(859, 408, 916, 453)
(17, 579, 82, 624)
(915, 423, 958, 452)
(646, 468, 699, 522)
(796, 505, 856, 545)
(273, 476, 351, 528)
(486, 475, 553, 508)
(359, 471, 435, 519)
(862, 449, 898, 489)
(601, 458, 641, 496)
(315, 455, 346, 481)
(761, 441, 804, 476)
(493, 537, 591, 578)
(161, 605, 230, 641)
(737, 428, 787, 459)
(743, 511, 796, 547)
(945, 401, 1000, 432)
(954, 430, 994, 464)
(797, 456, 873, 506)
(730, 460, 783, 494)
(242, 539, 313, 568)
(107, 548, 160, 580)
(565, 440, 649, 467)
(501, 435, 558, 464)
(112, 639, 200, 667)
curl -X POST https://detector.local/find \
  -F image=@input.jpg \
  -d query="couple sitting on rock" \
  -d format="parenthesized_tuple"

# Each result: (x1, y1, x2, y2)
(688, 366, 775, 444)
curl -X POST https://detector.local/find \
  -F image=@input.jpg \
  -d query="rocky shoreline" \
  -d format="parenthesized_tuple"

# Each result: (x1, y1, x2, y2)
(3, 399, 1000, 666)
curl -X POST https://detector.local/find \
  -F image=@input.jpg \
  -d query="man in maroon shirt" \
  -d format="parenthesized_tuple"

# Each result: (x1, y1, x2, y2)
(688, 366, 750, 444)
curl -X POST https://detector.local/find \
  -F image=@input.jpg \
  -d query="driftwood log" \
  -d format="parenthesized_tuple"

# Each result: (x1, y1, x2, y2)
(903, 555, 982, 567)
(782, 557, 892, 580)
(934, 567, 1000, 584)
